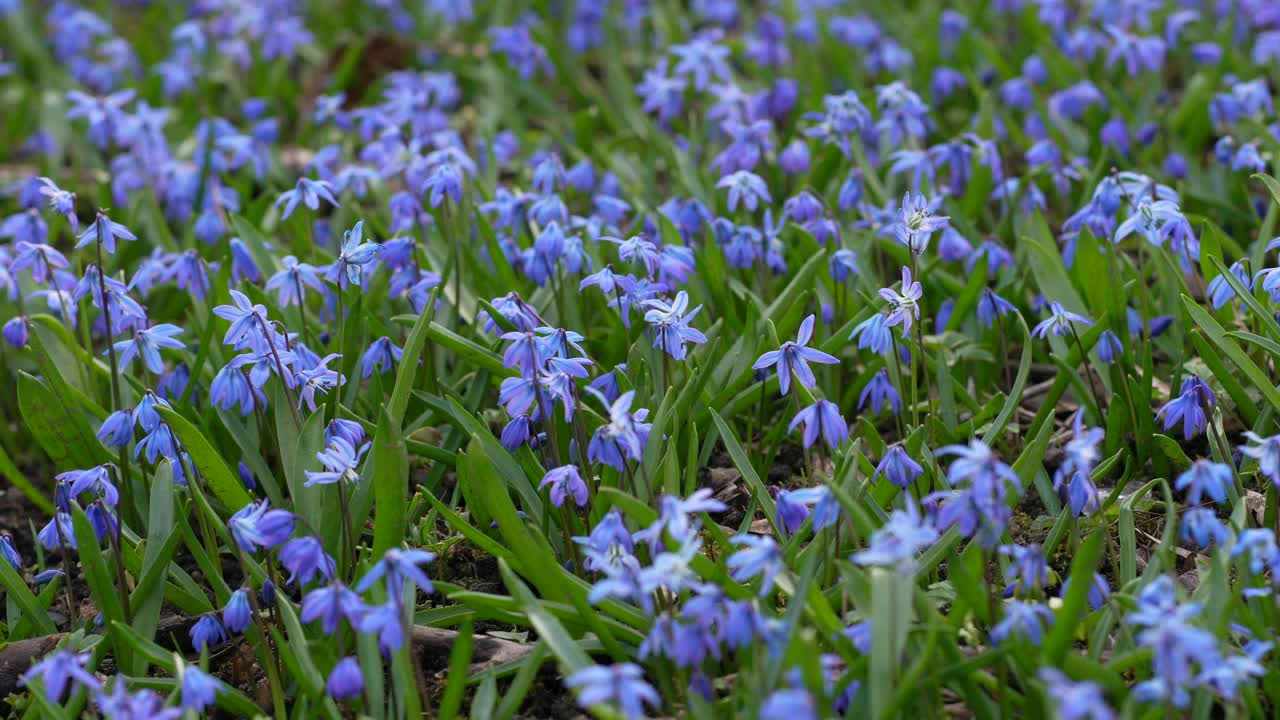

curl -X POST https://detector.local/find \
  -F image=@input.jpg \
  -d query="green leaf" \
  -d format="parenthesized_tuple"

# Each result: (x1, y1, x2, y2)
(156, 406, 253, 512)
(0, 438, 54, 513)
(1043, 528, 1106, 663)
(371, 407, 409, 558)
(1253, 173, 1280, 207)
(17, 371, 105, 471)
(1181, 296, 1280, 410)
(438, 621, 474, 720)
(709, 409, 777, 531)
(0, 547, 57, 634)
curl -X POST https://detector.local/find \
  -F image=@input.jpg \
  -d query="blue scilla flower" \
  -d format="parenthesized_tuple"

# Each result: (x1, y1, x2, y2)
(850, 313, 893, 355)
(565, 663, 659, 720)
(357, 548, 437, 597)
(94, 680, 181, 720)
(788, 399, 848, 451)
(1157, 376, 1215, 440)
(326, 220, 381, 289)
(1181, 507, 1229, 549)
(716, 170, 770, 212)
(301, 582, 366, 634)
(19, 649, 98, 702)
(753, 315, 839, 396)
(781, 486, 840, 532)
(852, 501, 938, 571)
(61, 465, 118, 507)
(1206, 260, 1251, 309)
(327, 657, 364, 701)
(1096, 329, 1123, 363)
(75, 211, 136, 254)
(222, 589, 252, 634)
(360, 336, 402, 379)
(190, 614, 227, 652)
(859, 369, 901, 416)
(894, 192, 949, 254)
(38, 511, 77, 551)
(879, 267, 924, 333)
(1060, 572, 1112, 612)
(1175, 460, 1232, 506)
(992, 600, 1053, 645)
(976, 288, 1016, 329)
(178, 661, 222, 712)
(1038, 668, 1115, 720)
(829, 249, 858, 283)
(643, 291, 708, 361)
(305, 437, 369, 487)
(1031, 302, 1093, 338)
(213, 290, 270, 351)
(541, 465, 589, 508)
(1000, 543, 1049, 597)
(1054, 412, 1104, 516)
(760, 688, 817, 720)
(2, 316, 29, 349)
(0, 533, 20, 569)
(275, 177, 338, 220)
(727, 534, 782, 595)
(279, 536, 336, 586)
(1231, 529, 1280, 577)
(113, 324, 185, 373)
(228, 500, 296, 553)
(358, 600, 406, 653)
(1240, 432, 1280, 489)
(265, 256, 326, 307)
(775, 490, 810, 536)
(874, 444, 923, 489)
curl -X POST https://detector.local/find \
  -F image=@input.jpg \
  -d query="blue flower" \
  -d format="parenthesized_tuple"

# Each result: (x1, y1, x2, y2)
(1206, 260, 1251, 309)
(1197, 642, 1270, 701)
(879, 267, 924, 333)
(75, 211, 136, 254)
(643, 291, 708, 361)
(976, 289, 1017, 329)
(1031, 301, 1093, 338)
(275, 177, 338, 220)
(1231, 529, 1280, 576)
(356, 547, 437, 597)
(893, 192, 949, 254)
(753, 315, 839, 396)
(1157, 376, 1215, 440)
(94, 679, 182, 720)
(1060, 572, 1111, 612)
(852, 501, 937, 570)
(228, 500, 296, 553)
(326, 657, 364, 701)
(541, 465, 589, 508)
(788, 400, 848, 450)
(1054, 412, 1104, 516)
(726, 534, 782, 595)
(992, 600, 1053, 645)
(859, 369, 901, 416)
(715, 170, 770, 212)
(564, 663, 659, 720)
(178, 661, 222, 712)
(305, 437, 368, 487)
(1096, 329, 1123, 364)
(775, 490, 810, 535)
(360, 336, 403, 379)
(760, 688, 817, 720)
(587, 390, 652, 471)
(781, 487, 839, 531)
(850, 312, 893, 355)
(874, 444, 923, 488)
(222, 589, 252, 634)
(1038, 668, 1115, 720)
(1175, 459, 1232, 506)
(1181, 507, 1229, 549)
(1240, 431, 1280, 490)
(37, 511, 77, 551)
(278, 536, 336, 586)
(326, 220, 381, 288)
(1000, 543, 1049, 597)
(265, 256, 326, 307)
(114, 324, 185, 373)
(301, 582, 366, 634)
(19, 649, 98, 702)
(0, 533, 20, 569)
(190, 614, 227, 652)
(212, 290, 270, 351)
(358, 600, 406, 653)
